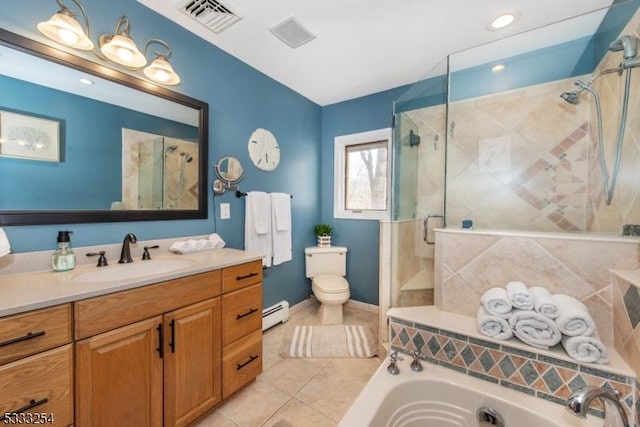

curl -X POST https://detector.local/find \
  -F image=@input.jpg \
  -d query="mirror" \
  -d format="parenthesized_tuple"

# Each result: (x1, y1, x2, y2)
(0, 28, 209, 225)
(213, 156, 245, 196)
(215, 156, 245, 184)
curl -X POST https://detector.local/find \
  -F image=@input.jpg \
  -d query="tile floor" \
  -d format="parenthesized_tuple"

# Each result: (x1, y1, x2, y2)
(195, 300, 381, 427)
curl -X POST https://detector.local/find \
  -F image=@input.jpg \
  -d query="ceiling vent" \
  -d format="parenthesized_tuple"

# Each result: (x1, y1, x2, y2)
(179, 0, 242, 34)
(269, 17, 316, 49)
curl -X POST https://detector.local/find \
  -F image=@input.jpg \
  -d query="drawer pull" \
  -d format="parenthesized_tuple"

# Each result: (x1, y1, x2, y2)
(2, 398, 49, 419)
(0, 330, 46, 348)
(156, 324, 164, 359)
(236, 272, 258, 281)
(236, 354, 259, 370)
(236, 308, 259, 320)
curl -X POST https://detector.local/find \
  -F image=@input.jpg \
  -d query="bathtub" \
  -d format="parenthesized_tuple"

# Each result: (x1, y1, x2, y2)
(338, 356, 602, 427)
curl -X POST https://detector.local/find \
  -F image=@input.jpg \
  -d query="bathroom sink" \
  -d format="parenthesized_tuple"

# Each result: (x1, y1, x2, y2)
(71, 259, 194, 283)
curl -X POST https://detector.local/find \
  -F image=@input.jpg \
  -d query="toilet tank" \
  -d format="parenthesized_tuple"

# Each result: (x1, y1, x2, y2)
(305, 246, 348, 278)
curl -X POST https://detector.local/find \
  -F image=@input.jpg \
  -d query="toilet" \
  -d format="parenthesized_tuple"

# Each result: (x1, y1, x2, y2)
(305, 246, 350, 325)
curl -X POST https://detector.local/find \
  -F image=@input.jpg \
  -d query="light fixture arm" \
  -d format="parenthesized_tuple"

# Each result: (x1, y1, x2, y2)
(111, 15, 132, 37)
(143, 38, 173, 60)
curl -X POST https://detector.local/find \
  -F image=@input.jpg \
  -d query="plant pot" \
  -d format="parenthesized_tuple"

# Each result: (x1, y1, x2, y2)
(317, 235, 331, 248)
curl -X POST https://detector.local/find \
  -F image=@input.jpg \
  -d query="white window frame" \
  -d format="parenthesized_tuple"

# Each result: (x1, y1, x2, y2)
(333, 128, 392, 220)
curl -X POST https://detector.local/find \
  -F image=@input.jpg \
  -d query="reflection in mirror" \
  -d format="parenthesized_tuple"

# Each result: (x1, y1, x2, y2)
(213, 156, 245, 196)
(0, 29, 208, 225)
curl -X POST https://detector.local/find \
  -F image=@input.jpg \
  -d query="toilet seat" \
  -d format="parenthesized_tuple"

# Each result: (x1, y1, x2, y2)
(312, 274, 349, 293)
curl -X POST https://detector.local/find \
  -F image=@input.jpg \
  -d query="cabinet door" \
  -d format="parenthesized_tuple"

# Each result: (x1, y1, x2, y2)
(164, 298, 221, 427)
(76, 317, 163, 427)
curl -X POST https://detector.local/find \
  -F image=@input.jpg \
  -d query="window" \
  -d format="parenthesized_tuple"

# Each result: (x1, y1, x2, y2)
(334, 128, 392, 220)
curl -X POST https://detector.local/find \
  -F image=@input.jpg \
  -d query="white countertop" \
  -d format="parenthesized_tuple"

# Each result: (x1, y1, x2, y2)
(387, 305, 635, 379)
(0, 248, 262, 317)
(611, 269, 640, 289)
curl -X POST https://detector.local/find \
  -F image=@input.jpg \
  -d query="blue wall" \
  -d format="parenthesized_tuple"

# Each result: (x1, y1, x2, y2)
(321, 87, 409, 305)
(0, 0, 322, 309)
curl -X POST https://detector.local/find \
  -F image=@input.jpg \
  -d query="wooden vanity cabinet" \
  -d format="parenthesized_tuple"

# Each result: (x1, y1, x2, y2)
(0, 304, 73, 427)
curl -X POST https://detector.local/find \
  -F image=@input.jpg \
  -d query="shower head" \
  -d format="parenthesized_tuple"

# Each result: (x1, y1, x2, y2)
(164, 145, 178, 155)
(609, 35, 638, 60)
(181, 152, 193, 163)
(560, 91, 581, 105)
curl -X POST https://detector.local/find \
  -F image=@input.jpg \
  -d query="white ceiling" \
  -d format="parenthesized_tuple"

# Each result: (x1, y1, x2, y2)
(137, 0, 616, 106)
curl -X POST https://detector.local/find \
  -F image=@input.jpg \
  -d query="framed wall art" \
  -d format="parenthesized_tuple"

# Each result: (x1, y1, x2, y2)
(0, 110, 60, 162)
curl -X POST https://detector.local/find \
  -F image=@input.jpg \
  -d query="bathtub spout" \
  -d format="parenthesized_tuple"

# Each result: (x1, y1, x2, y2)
(566, 386, 629, 427)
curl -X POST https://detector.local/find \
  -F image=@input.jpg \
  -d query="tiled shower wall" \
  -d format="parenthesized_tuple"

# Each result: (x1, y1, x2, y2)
(441, 7, 640, 233)
(434, 230, 640, 347)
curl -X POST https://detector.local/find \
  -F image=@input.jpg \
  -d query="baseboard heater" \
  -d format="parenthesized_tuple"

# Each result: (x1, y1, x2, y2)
(262, 300, 289, 331)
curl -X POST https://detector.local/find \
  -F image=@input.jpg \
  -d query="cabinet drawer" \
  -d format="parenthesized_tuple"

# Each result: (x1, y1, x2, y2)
(0, 304, 71, 365)
(222, 260, 262, 293)
(0, 344, 73, 427)
(75, 269, 222, 339)
(222, 329, 262, 399)
(222, 283, 262, 345)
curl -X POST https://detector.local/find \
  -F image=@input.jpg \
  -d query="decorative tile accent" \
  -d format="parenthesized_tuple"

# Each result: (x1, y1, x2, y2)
(623, 286, 640, 329)
(389, 317, 637, 419)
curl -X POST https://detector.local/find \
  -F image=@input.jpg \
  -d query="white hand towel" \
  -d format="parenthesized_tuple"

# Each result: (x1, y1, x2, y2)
(194, 239, 208, 250)
(530, 286, 559, 319)
(552, 294, 596, 337)
(476, 306, 513, 340)
(251, 192, 271, 235)
(208, 233, 226, 249)
(245, 192, 272, 267)
(480, 287, 512, 316)
(271, 193, 292, 265)
(561, 333, 609, 364)
(506, 281, 534, 310)
(0, 227, 10, 257)
(508, 309, 562, 349)
(170, 241, 194, 253)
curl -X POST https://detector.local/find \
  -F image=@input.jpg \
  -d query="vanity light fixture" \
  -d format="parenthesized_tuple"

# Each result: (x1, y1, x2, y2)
(38, 0, 181, 85)
(488, 13, 518, 31)
(37, 0, 94, 50)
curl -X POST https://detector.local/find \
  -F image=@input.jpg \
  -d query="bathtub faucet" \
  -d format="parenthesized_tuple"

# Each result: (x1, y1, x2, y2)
(386, 351, 403, 375)
(566, 386, 629, 427)
(410, 350, 427, 372)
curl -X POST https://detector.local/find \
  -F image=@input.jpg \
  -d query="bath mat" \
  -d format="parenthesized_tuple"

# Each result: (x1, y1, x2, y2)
(279, 324, 377, 358)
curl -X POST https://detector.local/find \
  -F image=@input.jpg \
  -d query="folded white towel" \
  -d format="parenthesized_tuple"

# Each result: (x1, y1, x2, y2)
(170, 241, 194, 253)
(561, 333, 609, 364)
(476, 306, 513, 340)
(506, 281, 534, 310)
(193, 239, 207, 251)
(509, 309, 562, 349)
(245, 192, 272, 267)
(208, 233, 226, 249)
(530, 286, 559, 319)
(0, 227, 10, 257)
(552, 294, 596, 337)
(251, 192, 271, 235)
(480, 287, 512, 316)
(271, 193, 291, 231)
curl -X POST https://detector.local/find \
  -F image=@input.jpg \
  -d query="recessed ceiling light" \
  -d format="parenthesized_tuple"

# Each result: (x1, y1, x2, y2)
(491, 64, 505, 73)
(79, 78, 94, 85)
(488, 13, 518, 31)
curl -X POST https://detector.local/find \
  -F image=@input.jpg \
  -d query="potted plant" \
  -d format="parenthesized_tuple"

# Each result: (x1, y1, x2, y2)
(314, 224, 333, 247)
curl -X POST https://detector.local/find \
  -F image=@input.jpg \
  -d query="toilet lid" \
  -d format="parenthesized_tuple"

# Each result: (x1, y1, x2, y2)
(313, 274, 349, 293)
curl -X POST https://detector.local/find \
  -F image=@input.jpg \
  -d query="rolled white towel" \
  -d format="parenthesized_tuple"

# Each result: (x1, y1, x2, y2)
(552, 294, 596, 337)
(170, 241, 194, 253)
(530, 286, 559, 319)
(194, 239, 208, 250)
(508, 309, 562, 349)
(480, 287, 512, 316)
(208, 233, 226, 249)
(506, 281, 534, 310)
(561, 333, 609, 364)
(476, 306, 513, 340)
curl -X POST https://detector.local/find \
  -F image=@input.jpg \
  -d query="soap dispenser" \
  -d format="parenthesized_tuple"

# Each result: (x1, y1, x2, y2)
(52, 231, 76, 272)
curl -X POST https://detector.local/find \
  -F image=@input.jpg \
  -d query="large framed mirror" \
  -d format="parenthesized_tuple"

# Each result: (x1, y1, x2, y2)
(0, 28, 209, 225)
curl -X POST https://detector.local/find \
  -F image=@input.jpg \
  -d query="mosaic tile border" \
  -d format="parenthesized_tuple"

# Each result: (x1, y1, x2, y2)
(389, 317, 637, 421)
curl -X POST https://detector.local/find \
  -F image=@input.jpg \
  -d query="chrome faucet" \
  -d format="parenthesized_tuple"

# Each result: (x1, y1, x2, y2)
(386, 351, 403, 375)
(566, 386, 630, 427)
(118, 233, 137, 264)
(410, 350, 427, 372)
